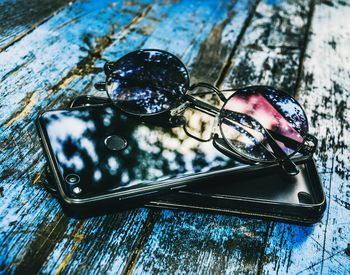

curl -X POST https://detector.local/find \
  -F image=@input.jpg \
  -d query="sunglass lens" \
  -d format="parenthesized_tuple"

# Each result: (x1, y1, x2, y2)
(105, 50, 189, 115)
(220, 86, 308, 162)
(220, 113, 275, 161)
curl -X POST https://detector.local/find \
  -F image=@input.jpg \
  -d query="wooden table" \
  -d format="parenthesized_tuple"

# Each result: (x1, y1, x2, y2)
(1, 0, 349, 273)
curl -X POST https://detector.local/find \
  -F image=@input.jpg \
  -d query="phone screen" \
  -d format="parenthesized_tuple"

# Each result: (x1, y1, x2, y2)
(39, 103, 242, 198)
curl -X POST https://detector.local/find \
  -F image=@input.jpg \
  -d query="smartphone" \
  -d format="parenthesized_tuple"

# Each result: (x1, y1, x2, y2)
(37, 99, 255, 216)
(38, 96, 326, 224)
(49, 95, 326, 223)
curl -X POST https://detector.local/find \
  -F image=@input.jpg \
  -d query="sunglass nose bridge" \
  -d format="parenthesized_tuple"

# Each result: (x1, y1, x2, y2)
(189, 82, 226, 102)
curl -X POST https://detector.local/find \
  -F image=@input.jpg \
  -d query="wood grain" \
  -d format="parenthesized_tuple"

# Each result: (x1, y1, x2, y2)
(132, 0, 317, 273)
(0, 0, 156, 273)
(1, 0, 349, 273)
(0, 0, 72, 51)
(261, 0, 350, 273)
(39, 1, 252, 273)
(40, 1, 257, 273)
(0, 0, 257, 273)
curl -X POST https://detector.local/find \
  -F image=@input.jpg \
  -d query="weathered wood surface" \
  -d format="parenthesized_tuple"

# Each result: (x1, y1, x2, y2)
(134, 0, 317, 273)
(0, 0, 73, 51)
(0, 0, 349, 274)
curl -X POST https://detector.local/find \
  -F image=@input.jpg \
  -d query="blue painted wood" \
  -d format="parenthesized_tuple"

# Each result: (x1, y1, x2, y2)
(0, 0, 156, 273)
(0, 0, 349, 273)
(0, 0, 72, 51)
(0, 0, 256, 273)
(38, 209, 152, 274)
(226, 0, 350, 273)
(36, 1, 255, 273)
(134, 210, 270, 273)
(132, 0, 321, 272)
(270, 0, 350, 272)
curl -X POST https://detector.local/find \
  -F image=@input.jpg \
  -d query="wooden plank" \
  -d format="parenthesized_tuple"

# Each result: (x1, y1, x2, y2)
(132, 0, 315, 272)
(0, 0, 152, 127)
(0, 0, 72, 51)
(1, 0, 347, 273)
(261, 0, 350, 273)
(223, 0, 312, 92)
(135, 211, 270, 274)
(0, 0, 157, 273)
(38, 209, 155, 274)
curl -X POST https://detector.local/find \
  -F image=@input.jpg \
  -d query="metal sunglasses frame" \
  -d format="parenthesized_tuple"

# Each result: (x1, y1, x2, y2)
(94, 49, 318, 176)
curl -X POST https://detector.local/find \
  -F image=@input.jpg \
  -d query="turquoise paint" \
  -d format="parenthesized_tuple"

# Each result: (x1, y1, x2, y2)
(0, 0, 153, 271)
(1, 0, 348, 273)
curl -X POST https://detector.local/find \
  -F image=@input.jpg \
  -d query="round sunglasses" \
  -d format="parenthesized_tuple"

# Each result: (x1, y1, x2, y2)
(94, 49, 317, 176)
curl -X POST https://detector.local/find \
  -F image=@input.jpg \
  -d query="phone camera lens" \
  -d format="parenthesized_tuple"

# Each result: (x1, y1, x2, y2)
(65, 174, 80, 184)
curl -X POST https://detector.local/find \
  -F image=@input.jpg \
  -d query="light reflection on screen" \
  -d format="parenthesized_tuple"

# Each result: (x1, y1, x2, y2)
(41, 105, 238, 198)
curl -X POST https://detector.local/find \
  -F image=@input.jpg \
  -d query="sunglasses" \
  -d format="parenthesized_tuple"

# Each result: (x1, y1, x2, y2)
(94, 49, 317, 176)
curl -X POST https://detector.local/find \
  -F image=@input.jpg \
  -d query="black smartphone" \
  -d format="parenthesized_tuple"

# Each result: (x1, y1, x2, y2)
(51, 95, 326, 223)
(37, 98, 256, 216)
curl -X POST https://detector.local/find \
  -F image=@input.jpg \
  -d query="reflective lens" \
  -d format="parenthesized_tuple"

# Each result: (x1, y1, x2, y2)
(220, 111, 275, 161)
(183, 85, 223, 141)
(183, 107, 216, 142)
(220, 86, 308, 162)
(105, 50, 189, 115)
